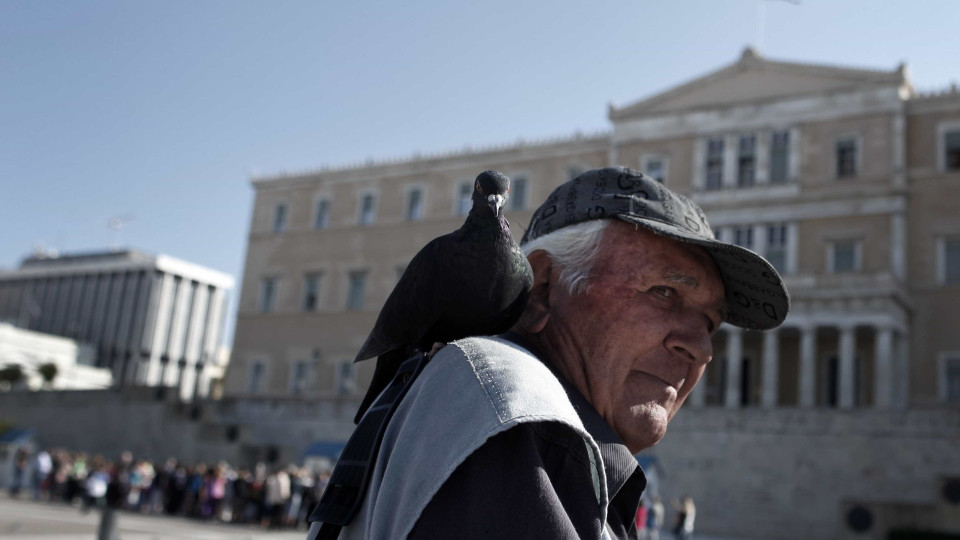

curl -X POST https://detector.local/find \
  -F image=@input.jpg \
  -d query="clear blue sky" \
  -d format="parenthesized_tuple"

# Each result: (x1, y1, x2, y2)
(2, 0, 958, 346)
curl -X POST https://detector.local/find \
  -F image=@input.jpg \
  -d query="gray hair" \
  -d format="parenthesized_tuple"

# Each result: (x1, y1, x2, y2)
(521, 219, 610, 295)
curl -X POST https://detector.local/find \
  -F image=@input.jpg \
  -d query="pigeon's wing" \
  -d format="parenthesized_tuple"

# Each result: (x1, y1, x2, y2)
(353, 234, 450, 362)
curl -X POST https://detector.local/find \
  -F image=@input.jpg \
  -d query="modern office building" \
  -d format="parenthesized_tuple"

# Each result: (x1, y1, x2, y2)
(0, 249, 234, 401)
(226, 49, 960, 538)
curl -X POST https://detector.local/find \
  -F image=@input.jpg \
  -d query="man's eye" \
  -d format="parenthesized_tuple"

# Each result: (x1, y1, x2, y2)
(650, 286, 676, 299)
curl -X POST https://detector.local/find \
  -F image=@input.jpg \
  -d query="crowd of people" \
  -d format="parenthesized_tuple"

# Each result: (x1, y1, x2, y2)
(8, 446, 330, 531)
(634, 494, 696, 540)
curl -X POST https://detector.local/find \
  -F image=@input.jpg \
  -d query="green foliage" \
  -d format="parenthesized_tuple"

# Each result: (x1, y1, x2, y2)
(37, 362, 58, 385)
(0, 364, 25, 386)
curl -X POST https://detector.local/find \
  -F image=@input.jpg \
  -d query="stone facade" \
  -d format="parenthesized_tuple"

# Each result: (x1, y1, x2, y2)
(222, 48, 960, 538)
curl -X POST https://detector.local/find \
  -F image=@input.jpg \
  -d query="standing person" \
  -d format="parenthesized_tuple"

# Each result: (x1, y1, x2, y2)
(8, 447, 28, 497)
(308, 167, 789, 539)
(672, 496, 696, 540)
(98, 465, 123, 540)
(33, 449, 52, 500)
(647, 495, 665, 540)
(264, 467, 291, 529)
(635, 500, 648, 538)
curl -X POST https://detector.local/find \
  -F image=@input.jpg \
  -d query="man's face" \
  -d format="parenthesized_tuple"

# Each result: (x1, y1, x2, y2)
(541, 222, 725, 453)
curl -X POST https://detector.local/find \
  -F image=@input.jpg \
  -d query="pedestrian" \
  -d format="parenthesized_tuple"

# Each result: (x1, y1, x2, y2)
(8, 447, 28, 497)
(635, 500, 648, 537)
(648, 495, 665, 540)
(307, 167, 789, 539)
(672, 496, 696, 540)
(33, 449, 52, 500)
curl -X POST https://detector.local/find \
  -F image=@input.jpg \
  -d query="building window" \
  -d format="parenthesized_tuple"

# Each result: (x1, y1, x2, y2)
(830, 240, 861, 273)
(940, 238, 960, 285)
(289, 359, 309, 395)
(273, 203, 288, 234)
(259, 278, 277, 313)
(643, 156, 666, 183)
(314, 198, 330, 230)
(457, 181, 472, 216)
(359, 193, 376, 225)
(302, 272, 322, 311)
(766, 223, 787, 273)
(770, 130, 790, 183)
(944, 130, 960, 172)
(943, 356, 960, 403)
(336, 361, 357, 395)
(836, 137, 858, 178)
(705, 138, 724, 190)
(509, 175, 529, 212)
(737, 135, 756, 187)
(346, 270, 367, 310)
(406, 187, 424, 221)
(248, 361, 265, 394)
(733, 226, 754, 250)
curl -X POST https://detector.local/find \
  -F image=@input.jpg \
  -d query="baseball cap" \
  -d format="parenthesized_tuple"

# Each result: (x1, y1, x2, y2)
(520, 167, 789, 330)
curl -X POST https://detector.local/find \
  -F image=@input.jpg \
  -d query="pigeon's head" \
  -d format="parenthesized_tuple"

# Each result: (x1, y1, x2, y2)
(472, 170, 511, 217)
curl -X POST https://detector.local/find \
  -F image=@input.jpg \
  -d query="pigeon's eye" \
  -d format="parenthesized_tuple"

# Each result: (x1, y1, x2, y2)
(475, 183, 482, 192)
(506, 187, 510, 193)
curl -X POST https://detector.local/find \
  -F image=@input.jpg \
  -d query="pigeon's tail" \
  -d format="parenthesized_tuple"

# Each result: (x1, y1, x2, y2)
(354, 349, 408, 424)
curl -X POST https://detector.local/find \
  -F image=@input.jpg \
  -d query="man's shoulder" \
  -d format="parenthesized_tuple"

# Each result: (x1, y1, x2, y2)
(356, 337, 599, 539)
(417, 335, 581, 428)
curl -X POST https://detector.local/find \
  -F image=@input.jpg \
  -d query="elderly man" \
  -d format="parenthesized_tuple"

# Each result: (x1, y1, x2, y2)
(310, 167, 788, 540)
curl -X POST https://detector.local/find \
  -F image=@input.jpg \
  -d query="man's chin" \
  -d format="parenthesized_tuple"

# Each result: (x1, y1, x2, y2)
(619, 403, 670, 453)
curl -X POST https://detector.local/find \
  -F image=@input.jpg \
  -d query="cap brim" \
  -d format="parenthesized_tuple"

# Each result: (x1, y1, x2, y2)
(616, 215, 790, 330)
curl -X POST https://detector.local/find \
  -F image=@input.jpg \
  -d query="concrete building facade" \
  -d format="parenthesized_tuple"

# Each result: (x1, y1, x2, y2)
(0, 250, 234, 401)
(224, 49, 960, 538)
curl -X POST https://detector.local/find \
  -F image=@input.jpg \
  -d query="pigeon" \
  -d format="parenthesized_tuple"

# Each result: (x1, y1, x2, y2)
(352, 170, 534, 423)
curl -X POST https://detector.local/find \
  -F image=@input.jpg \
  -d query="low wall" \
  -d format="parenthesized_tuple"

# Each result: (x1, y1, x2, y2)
(0, 388, 357, 467)
(2, 389, 959, 539)
(653, 407, 960, 540)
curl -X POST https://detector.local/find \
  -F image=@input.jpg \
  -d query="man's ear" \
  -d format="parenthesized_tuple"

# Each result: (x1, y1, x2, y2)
(517, 250, 552, 334)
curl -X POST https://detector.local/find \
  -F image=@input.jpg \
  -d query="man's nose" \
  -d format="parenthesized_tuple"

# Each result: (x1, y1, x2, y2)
(665, 316, 713, 366)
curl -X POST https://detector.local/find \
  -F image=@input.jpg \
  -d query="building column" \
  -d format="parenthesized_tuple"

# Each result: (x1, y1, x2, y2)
(896, 331, 910, 408)
(723, 134, 738, 189)
(191, 360, 205, 402)
(799, 325, 817, 407)
(891, 214, 907, 282)
(755, 130, 770, 185)
(761, 329, 780, 408)
(688, 373, 706, 407)
(146, 274, 175, 385)
(839, 324, 857, 409)
(607, 141, 620, 167)
(175, 359, 189, 401)
(724, 327, 743, 408)
(874, 326, 894, 409)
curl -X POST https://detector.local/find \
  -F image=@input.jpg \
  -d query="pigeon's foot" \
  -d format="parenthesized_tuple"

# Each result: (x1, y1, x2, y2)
(426, 342, 448, 359)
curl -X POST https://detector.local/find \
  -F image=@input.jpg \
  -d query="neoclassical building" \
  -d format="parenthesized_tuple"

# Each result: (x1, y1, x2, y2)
(226, 49, 960, 538)
(227, 48, 959, 410)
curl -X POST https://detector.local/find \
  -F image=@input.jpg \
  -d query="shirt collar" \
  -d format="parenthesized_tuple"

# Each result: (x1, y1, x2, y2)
(501, 332, 647, 502)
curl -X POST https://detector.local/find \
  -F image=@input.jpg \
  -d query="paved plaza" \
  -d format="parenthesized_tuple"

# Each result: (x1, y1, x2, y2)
(0, 493, 304, 540)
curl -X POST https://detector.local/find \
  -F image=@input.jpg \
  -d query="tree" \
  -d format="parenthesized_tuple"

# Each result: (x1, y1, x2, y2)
(0, 364, 25, 390)
(38, 362, 58, 388)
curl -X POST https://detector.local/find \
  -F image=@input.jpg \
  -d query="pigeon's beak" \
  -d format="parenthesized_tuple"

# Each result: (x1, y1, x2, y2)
(487, 194, 505, 217)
